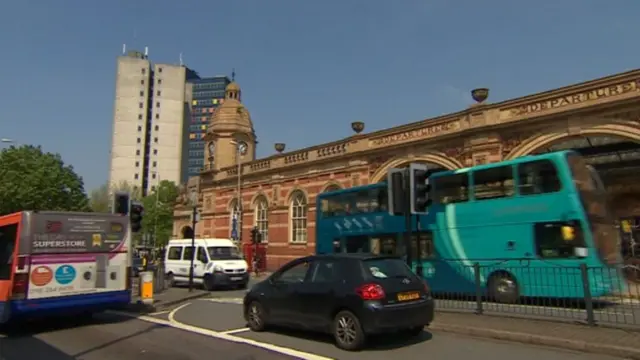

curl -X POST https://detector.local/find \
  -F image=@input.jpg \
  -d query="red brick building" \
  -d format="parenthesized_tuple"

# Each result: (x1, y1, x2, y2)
(173, 70, 640, 270)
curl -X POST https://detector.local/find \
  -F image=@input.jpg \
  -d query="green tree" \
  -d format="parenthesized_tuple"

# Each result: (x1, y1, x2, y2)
(89, 180, 142, 213)
(140, 180, 179, 248)
(0, 145, 90, 216)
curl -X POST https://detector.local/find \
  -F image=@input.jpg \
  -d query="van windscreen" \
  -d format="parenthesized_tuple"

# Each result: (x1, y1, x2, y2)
(207, 246, 242, 260)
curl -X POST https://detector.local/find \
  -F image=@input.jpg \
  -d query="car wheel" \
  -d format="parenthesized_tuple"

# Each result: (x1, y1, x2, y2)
(333, 310, 366, 351)
(247, 301, 267, 332)
(404, 326, 423, 337)
(203, 275, 216, 291)
(488, 272, 519, 303)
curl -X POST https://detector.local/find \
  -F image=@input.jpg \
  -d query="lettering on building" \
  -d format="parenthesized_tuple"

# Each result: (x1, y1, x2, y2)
(508, 80, 639, 116)
(371, 121, 457, 146)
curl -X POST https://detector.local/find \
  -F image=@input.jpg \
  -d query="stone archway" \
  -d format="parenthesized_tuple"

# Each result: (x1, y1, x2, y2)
(370, 152, 464, 183)
(181, 225, 194, 239)
(505, 122, 640, 160)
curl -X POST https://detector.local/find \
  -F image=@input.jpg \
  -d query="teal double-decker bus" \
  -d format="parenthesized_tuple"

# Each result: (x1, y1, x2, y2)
(315, 150, 623, 302)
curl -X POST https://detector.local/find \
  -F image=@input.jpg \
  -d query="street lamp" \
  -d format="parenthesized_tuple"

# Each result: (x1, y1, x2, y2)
(188, 190, 199, 292)
(1, 138, 14, 143)
(230, 139, 248, 245)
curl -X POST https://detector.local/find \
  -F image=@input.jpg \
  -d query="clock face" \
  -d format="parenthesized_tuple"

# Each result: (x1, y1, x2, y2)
(238, 141, 248, 155)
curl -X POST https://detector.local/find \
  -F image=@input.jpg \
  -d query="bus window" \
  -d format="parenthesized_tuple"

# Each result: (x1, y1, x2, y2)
(345, 236, 369, 253)
(320, 199, 331, 217)
(411, 232, 435, 260)
(0, 223, 18, 280)
(517, 160, 561, 195)
(535, 221, 586, 258)
(472, 165, 515, 200)
(355, 190, 372, 213)
(433, 173, 469, 204)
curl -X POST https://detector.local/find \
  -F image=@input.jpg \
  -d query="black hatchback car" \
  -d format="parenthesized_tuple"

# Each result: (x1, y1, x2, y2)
(243, 253, 434, 351)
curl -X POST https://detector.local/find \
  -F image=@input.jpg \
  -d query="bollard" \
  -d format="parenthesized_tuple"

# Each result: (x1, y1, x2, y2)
(140, 271, 154, 305)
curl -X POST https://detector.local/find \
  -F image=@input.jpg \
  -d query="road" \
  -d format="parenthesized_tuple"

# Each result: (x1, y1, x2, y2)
(0, 312, 297, 360)
(141, 297, 625, 360)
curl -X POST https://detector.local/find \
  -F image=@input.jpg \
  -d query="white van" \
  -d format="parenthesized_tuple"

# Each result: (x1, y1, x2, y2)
(164, 238, 249, 290)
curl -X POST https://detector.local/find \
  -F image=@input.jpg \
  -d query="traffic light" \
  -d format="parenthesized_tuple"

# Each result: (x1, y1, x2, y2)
(250, 227, 261, 244)
(113, 192, 130, 215)
(409, 163, 432, 214)
(386, 168, 407, 216)
(130, 201, 144, 233)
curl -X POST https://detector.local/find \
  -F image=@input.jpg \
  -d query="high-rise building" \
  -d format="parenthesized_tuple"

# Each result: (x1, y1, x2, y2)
(187, 76, 231, 177)
(108, 49, 199, 196)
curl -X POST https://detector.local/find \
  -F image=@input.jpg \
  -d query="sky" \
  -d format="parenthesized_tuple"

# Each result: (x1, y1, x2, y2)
(1, 0, 639, 192)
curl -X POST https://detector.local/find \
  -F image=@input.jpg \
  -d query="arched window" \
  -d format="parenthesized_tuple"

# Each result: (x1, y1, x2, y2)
(254, 196, 269, 242)
(323, 184, 341, 193)
(289, 191, 308, 243)
(229, 199, 242, 240)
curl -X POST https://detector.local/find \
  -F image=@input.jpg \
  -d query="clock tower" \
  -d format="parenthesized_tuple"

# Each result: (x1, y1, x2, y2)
(203, 81, 257, 171)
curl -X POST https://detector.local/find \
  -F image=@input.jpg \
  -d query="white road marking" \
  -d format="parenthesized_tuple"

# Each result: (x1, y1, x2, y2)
(221, 327, 250, 335)
(149, 310, 171, 316)
(109, 304, 334, 360)
(202, 298, 244, 304)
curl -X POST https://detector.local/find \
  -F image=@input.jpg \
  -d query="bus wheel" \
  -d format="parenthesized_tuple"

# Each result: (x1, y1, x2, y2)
(488, 272, 519, 303)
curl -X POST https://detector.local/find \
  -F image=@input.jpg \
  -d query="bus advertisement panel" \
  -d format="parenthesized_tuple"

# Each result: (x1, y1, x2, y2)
(315, 150, 624, 301)
(0, 211, 132, 323)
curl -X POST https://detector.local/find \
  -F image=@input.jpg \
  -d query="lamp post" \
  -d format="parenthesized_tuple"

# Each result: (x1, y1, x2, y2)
(188, 191, 199, 292)
(1, 138, 15, 148)
(230, 139, 248, 245)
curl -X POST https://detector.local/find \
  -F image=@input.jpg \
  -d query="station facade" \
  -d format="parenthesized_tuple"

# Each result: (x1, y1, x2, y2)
(173, 70, 640, 270)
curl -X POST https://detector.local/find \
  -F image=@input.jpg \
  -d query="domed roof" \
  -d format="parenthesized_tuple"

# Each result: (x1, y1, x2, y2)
(207, 81, 254, 133)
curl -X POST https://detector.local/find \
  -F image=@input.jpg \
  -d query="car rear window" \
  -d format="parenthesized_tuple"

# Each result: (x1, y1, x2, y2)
(363, 258, 414, 279)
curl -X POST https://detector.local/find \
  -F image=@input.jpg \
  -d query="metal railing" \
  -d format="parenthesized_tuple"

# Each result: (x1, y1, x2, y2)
(430, 260, 640, 328)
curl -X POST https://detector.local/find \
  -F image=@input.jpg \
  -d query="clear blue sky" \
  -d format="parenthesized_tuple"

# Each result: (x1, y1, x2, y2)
(1, 0, 639, 192)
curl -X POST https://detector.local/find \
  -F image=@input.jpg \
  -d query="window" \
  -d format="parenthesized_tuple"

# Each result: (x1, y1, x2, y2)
(473, 166, 514, 200)
(135, 161, 139, 167)
(137, 125, 142, 132)
(155, 125, 159, 131)
(139, 102, 143, 109)
(138, 114, 143, 120)
(197, 247, 208, 263)
(151, 186, 156, 192)
(155, 113, 160, 119)
(152, 161, 157, 167)
(0, 223, 18, 280)
(167, 246, 182, 260)
(535, 221, 585, 258)
(157, 90, 161, 96)
(141, 68, 146, 74)
(140, 79, 144, 85)
(156, 102, 160, 108)
(363, 258, 414, 279)
(275, 261, 311, 284)
(152, 173, 156, 179)
(134, 173, 139, 180)
(154, 137, 158, 143)
(309, 260, 339, 283)
(136, 138, 141, 144)
(290, 191, 307, 243)
(158, 67, 163, 73)
(182, 246, 194, 260)
(434, 173, 469, 204)
(207, 246, 242, 260)
(158, 79, 162, 84)
(518, 160, 561, 195)
(139, 90, 144, 97)
(254, 197, 269, 242)
(136, 150, 140, 156)
(411, 231, 435, 260)
(153, 149, 158, 155)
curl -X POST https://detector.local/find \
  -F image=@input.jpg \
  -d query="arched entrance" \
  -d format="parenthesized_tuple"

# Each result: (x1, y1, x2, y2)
(181, 226, 194, 239)
(370, 153, 464, 183)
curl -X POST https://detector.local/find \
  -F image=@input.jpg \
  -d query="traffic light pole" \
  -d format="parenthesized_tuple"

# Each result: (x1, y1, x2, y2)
(188, 205, 197, 292)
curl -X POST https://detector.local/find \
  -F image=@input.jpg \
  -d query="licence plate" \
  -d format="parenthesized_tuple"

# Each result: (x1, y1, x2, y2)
(397, 292, 420, 302)
(231, 276, 243, 281)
